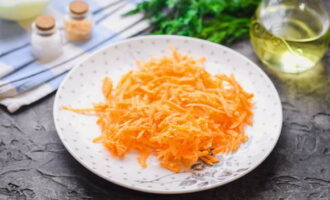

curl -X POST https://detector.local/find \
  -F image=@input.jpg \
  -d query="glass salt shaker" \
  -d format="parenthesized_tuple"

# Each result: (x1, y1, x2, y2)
(64, 1, 93, 41)
(31, 16, 63, 61)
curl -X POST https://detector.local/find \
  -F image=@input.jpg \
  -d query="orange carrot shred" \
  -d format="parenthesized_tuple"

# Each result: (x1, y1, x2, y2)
(160, 162, 181, 173)
(200, 156, 214, 165)
(62, 47, 254, 172)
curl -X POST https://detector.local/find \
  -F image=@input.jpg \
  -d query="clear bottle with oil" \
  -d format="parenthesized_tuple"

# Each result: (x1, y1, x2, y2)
(250, 0, 330, 73)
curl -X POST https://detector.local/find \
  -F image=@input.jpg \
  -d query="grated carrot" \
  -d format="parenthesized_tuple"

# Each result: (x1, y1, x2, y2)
(62, 47, 254, 172)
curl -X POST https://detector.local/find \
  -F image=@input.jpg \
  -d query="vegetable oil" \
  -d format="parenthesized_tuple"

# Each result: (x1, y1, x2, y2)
(250, 4, 329, 73)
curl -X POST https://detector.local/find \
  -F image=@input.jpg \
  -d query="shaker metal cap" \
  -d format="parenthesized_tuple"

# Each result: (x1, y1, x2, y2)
(70, 1, 89, 15)
(35, 16, 55, 31)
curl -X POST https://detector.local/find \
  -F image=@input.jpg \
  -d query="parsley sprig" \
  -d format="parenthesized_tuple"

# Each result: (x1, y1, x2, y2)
(125, 0, 260, 44)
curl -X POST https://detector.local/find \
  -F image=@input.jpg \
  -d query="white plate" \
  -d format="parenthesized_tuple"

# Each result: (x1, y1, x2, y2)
(53, 35, 282, 194)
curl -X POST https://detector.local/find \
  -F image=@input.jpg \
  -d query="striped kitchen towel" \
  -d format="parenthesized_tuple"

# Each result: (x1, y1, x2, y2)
(0, 0, 149, 113)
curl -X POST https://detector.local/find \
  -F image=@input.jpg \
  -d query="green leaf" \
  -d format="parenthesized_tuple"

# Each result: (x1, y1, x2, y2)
(166, 0, 178, 7)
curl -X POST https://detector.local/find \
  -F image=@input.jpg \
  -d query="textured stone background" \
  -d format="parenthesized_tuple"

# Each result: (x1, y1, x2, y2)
(1, 4, 330, 200)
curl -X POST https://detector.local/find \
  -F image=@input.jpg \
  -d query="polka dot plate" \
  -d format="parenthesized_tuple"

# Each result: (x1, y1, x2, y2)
(53, 35, 283, 194)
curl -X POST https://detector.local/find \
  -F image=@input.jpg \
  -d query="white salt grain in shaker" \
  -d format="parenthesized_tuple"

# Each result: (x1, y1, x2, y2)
(31, 16, 63, 61)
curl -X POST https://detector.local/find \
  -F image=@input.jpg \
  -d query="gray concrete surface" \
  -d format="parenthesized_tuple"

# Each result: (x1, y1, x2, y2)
(1, 9, 330, 200)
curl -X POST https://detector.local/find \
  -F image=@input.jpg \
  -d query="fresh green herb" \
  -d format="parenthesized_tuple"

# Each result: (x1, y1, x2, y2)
(125, 0, 260, 44)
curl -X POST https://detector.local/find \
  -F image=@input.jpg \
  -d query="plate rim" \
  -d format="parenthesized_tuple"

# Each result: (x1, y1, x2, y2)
(53, 35, 283, 194)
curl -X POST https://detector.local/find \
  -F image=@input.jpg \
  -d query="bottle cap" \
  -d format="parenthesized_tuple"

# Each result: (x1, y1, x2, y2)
(70, 1, 89, 15)
(35, 16, 55, 31)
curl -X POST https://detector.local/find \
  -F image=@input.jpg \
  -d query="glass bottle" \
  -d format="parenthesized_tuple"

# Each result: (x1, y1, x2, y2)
(64, 1, 93, 41)
(31, 15, 63, 61)
(250, 0, 330, 73)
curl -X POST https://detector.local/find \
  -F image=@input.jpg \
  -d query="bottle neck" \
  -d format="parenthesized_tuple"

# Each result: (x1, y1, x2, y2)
(69, 10, 88, 20)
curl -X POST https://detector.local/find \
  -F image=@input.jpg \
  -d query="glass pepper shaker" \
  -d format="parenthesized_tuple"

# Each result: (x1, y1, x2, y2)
(64, 1, 93, 41)
(31, 16, 63, 61)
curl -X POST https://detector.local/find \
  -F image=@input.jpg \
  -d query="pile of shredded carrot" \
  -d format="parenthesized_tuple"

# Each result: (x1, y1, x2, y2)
(62, 47, 254, 173)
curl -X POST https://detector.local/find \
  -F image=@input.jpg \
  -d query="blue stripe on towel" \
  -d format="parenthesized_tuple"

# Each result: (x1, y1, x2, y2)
(0, 46, 35, 75)
(47, 72, 66, 89)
